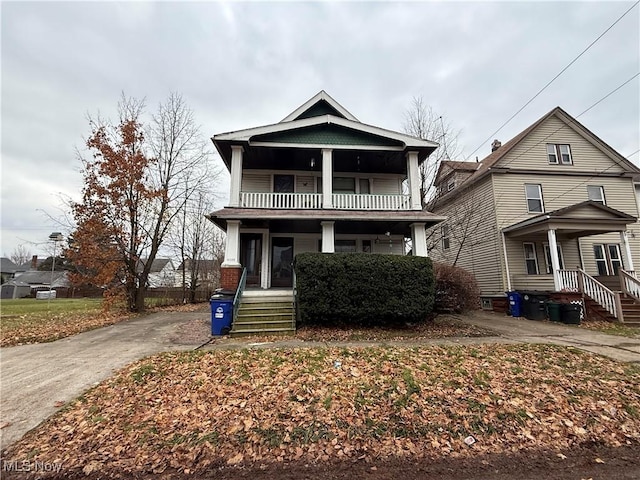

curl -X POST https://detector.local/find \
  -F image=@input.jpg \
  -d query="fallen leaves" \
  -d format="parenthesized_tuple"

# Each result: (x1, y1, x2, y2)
(3, 344, 640, 477)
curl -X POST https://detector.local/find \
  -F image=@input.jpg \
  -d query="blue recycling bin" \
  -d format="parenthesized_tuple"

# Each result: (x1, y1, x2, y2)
(210, 296, 233, 335)
(507, 291, 522, 317)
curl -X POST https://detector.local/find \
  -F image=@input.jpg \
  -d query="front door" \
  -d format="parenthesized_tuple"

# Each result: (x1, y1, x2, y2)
(271, 237, 294, 288)
(240, 234, 262, 287)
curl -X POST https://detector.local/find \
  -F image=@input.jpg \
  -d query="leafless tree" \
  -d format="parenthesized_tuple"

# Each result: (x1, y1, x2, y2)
(9, 245, 32, 265)
(402, 96, 463, 206)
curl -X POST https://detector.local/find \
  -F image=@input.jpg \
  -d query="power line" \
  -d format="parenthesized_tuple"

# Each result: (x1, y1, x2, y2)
(465, 1, 640, 161)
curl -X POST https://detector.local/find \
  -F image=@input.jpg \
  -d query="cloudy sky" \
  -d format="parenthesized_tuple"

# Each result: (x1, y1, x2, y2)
(1, 1, 639, 259)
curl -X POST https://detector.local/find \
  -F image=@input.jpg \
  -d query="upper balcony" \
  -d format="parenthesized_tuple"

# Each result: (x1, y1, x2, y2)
(239, 192, 412, 210)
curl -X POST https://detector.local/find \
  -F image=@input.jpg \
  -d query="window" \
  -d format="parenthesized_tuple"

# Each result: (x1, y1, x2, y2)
(523, 242, 539, 275)
(593, 244, 624, 275)
(274, 175, 294, 193)
(333, 177, 356, 194)
(525, 184, 544, 213)
(587, 185, 606, 205)
(543, 243, 565, 274)
(359, 178, 370, 194)
(335, 240, 357, 253)
(547, 144, 572, 165)
(441, 225, 450, 250)
(447, 178, 455, 192)
(362, 239, 372, 253)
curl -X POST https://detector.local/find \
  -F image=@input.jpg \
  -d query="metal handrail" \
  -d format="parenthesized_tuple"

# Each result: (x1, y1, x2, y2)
(232, 268, 247, 325)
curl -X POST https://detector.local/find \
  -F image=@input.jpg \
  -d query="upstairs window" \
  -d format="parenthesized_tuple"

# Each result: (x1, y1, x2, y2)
(333, 177, 356, 194)
(524, 184, 544, 213)
(547, 144, 572, 165)
(446, 178, 455, 192)
(274, 175, 294, 193)
(587, 185, 606, 205)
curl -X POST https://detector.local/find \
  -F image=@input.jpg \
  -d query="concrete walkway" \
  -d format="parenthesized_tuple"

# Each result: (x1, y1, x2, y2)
(0, 311, 209, 450)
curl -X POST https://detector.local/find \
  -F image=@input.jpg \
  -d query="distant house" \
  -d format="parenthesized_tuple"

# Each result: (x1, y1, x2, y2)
(138, 258, 177, 288)
(174, 259, 221, 290)
(14, 255, 45, 275)
(0, 271, 70, 299)
(0, 258, 18, 284)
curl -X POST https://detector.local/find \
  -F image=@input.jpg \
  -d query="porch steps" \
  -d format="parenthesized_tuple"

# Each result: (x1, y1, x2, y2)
(585, 295, 640, 325)
(231, 291, 295, 337)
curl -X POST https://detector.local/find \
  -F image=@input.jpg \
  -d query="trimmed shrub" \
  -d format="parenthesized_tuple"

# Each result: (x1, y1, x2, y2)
(294, 253, 434, 326)
(433, 262, 480, 313)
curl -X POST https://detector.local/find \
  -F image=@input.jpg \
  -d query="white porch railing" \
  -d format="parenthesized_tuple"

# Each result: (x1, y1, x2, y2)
(240, 192, 322, 209)
(239, 192, 413, 210)
(559, 268, 619, 319)
(332, 193, 411, 210)
(620, 269, 640, 302)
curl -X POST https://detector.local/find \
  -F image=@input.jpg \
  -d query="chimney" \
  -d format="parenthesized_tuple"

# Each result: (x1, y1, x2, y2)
(491, 139, 502, 152)
(31, 255, 38, 270)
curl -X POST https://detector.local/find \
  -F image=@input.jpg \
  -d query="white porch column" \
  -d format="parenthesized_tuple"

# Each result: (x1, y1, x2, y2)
(222, 220, 241, 266)
(229, 146, 243, 207)
(620, 230, 635, 272)
(547, 229, 561, 291)
(406, 151, 422, 210)
(411, 222, 428, 257)
(321, 221, 335, 253)
(322, 148, 333, 208)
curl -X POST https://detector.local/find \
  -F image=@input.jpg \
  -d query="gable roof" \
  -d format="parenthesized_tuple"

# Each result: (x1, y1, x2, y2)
(17, 258, 44, 271)
(138, 258, 174, 274)
(0, 257, 18, 273)
(434, 106, 640, 204)
(9, 270, 69, 286)
(212, 92, 439, 169)
(281, 90, 358, 122)
(434, 160, 479, 185)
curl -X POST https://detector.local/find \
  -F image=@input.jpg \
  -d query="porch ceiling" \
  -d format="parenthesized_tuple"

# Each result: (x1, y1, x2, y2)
(206, 207, 445, 235)
(503, 201, 636, 239)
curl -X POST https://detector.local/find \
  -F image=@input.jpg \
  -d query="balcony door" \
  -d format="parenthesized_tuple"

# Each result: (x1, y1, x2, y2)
(240, 233, 262, 287)
(274, 175, 294, 193)
(271, 237, 294, 288)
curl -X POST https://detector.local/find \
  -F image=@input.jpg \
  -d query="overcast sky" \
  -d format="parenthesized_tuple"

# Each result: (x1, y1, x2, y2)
(1, 1, 639, 259)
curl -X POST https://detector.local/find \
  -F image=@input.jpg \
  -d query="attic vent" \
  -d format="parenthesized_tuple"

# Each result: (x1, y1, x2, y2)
(491, 139, 502, 152)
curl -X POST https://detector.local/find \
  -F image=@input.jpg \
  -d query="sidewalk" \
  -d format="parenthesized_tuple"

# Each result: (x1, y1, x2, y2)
(200, 311, 640, 363)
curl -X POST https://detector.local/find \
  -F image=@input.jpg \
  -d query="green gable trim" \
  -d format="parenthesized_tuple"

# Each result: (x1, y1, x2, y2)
(294, 99, 346, 120)
(251, 124, 404, 147)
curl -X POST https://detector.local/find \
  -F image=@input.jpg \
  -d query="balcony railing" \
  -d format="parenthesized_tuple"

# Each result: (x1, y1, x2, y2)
(240, 192, 322, 209)
(239, 192, 413, 210)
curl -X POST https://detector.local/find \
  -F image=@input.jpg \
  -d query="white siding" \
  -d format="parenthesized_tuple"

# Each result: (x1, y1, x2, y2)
(296, 176, 315, 193)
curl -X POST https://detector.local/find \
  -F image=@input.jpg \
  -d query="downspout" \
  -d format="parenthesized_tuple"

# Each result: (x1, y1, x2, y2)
(501, 229, 512, 292)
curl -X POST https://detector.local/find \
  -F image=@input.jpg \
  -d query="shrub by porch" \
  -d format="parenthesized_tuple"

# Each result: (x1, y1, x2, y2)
(294, 253, 434, 326)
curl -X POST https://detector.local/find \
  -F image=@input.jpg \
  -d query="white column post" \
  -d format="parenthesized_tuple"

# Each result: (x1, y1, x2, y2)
(321, 221, 335, 253)
(547, 229, 561, 291)
(620, 230, 635, 272)
(229, 146, 244, 207)
(411, 223, 428, 257)
(406, 151, 422, 210)
(322, 148, 333, 208)
(222, 220, 241, 266)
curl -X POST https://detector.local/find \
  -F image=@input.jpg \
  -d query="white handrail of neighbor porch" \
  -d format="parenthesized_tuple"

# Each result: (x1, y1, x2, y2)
(332, 193, 411, 210)
(579, 269, 618, 318)
(620, 269, 640, 301)
(240, 192, 322, 209)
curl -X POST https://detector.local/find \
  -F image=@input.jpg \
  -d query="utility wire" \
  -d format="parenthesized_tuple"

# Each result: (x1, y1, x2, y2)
(464, 1, 639, 161)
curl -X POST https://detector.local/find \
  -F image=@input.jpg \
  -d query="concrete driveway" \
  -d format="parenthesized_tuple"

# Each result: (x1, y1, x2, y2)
(0, 310, 211, 450)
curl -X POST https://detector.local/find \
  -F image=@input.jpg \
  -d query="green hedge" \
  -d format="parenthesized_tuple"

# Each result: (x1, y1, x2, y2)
(294, 253, 434, 326)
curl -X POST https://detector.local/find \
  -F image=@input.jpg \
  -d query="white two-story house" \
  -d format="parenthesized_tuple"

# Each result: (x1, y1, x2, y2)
(207, 91, 445, 330)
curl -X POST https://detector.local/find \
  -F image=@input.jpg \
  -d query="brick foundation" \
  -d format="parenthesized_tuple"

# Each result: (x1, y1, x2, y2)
(220, 266, 242, 291)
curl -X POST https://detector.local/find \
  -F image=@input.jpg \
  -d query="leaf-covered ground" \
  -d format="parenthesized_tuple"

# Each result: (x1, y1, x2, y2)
(3, 344, 639, 478)
(580, 320, 640, 339)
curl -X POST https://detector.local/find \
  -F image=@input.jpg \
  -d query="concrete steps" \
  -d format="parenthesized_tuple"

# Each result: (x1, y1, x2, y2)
(231, 291, 295, 337)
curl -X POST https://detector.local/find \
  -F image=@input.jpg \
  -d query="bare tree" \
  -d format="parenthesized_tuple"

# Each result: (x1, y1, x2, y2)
(67, 93, 218, 312)
(9, 245, 32, 265)
(402, 96, 463, 206)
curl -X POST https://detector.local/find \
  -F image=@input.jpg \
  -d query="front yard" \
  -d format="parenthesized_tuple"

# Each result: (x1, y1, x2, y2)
(3, 344, 639, 478)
